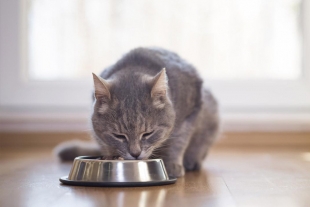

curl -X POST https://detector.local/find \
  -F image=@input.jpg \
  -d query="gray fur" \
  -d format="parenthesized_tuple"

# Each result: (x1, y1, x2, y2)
(55, 47, 219, 177)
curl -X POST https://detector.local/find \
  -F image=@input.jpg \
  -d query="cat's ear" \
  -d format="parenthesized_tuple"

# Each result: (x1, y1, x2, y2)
(151, 68, 169, 108)
(92, 73, 111, 100)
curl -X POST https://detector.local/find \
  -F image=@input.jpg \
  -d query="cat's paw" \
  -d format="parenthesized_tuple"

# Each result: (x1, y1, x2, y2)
(164, 162, 185, 178)
(184, 160, 202, 171)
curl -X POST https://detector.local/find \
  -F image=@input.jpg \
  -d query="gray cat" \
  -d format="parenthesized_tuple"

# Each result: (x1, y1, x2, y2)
(55, 47, 219, 177)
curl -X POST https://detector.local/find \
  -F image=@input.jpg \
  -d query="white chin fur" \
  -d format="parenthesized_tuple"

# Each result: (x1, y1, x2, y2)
(123, 151, 149, 160)
(137, 151, 150, 160)
(124, 153, 136, 160)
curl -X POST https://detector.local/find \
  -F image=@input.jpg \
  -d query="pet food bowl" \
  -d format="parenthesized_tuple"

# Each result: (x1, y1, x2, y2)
(59, 156, 177, 187)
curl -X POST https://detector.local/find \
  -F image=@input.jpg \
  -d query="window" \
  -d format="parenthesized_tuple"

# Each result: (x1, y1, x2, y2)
(0, 0, 309, 132)
(27, 0, 302, 81)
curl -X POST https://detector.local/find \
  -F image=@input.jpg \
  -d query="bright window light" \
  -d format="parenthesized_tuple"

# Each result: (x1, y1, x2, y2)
(27, 0, 302, 80)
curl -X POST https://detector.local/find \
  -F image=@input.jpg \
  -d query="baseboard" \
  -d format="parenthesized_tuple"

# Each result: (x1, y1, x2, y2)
(1, 132, 309, 148)
(215, 132, 310, 146)
(0, 132, 91, 148)
(1, 111, 310, 133)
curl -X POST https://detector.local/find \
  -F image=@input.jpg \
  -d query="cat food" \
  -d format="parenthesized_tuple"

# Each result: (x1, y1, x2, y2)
(99, 156, 124, 160)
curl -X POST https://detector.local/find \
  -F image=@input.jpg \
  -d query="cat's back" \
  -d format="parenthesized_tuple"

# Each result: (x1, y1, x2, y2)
(101, 47, 201, 82)
(100, 47, 204, 124)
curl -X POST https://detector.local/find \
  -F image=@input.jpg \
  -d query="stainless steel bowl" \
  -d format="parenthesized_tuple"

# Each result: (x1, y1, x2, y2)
(59, 156, 177, 187)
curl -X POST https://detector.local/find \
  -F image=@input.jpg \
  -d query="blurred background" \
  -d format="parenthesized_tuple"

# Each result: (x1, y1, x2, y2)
(27, 0, 302, 80)
(0, 0, 309, 147)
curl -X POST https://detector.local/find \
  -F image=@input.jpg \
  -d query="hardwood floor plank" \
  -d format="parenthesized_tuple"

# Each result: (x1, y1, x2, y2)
(0, 146, 309, 207)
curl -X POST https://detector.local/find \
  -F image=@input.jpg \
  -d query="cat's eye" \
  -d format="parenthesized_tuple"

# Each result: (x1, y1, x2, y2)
(142, 131, 154, 138)
(112, 133, 127, 140)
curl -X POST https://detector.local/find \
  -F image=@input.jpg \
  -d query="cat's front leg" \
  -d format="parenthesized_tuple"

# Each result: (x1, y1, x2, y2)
(160, 120, 196, 178)
(163, 159, 185, 178)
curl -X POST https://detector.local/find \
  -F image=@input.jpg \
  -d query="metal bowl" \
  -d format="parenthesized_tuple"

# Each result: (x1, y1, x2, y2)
(59, 156, 177, 187)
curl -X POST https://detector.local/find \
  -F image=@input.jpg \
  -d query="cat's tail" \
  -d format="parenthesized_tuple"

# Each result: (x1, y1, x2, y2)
(53, 140, 101, 161)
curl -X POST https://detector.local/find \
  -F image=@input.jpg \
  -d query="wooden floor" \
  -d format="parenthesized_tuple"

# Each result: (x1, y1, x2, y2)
(0, 146, 310, 207)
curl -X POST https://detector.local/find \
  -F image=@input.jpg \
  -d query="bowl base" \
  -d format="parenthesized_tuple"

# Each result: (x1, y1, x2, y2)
(59, 176, 177, 187)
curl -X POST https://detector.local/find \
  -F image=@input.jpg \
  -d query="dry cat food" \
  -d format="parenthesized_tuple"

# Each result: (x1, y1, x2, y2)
(99, 156, 124, 160)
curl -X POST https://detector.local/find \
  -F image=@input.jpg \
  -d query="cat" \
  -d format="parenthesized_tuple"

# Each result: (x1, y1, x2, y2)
(55, 47, 219, 177)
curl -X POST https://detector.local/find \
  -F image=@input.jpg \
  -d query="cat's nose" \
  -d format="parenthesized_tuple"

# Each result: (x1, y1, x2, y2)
(130, 151, 141, 159)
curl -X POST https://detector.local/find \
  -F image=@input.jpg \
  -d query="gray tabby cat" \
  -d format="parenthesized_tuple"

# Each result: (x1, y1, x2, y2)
(55, 47, 219, 177)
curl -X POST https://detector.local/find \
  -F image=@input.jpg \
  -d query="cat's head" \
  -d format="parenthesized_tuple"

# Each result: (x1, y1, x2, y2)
(91, 68, 175, 160)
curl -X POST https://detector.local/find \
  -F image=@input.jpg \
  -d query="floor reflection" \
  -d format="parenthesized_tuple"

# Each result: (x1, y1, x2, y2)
(19, 159, 233, 207)
(59, 169, 232, 207)
(64, 185, 168, 207)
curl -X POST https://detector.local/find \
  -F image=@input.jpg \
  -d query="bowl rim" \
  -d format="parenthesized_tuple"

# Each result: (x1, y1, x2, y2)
(74, 156, 163, 163)
(60, 176, 177, 186)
